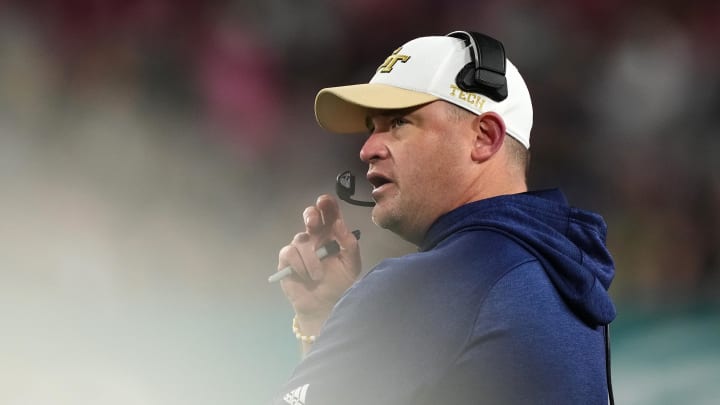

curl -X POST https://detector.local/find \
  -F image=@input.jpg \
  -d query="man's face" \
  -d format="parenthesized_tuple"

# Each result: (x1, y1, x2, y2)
(360, 101, 474, 245)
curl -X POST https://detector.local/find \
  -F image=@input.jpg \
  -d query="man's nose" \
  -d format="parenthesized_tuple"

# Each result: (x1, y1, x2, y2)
(359, 132, 389, 163)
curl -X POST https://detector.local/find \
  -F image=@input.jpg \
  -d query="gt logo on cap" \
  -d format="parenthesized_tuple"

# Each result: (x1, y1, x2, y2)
(377, 47, 410, 73)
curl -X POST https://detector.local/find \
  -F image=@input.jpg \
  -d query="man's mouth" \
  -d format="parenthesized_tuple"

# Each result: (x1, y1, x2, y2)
(368, 172, 393, 197)
(368, 172, 392, 188)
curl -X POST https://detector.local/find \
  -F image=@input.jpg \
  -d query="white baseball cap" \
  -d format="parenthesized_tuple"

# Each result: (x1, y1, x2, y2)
(314, 33, 534, 148)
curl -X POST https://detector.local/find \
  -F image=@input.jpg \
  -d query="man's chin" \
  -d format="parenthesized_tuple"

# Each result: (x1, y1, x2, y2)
(371, 203, 399, 231)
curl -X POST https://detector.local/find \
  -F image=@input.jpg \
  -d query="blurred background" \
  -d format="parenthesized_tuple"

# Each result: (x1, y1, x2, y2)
(0, 0, 718, 404)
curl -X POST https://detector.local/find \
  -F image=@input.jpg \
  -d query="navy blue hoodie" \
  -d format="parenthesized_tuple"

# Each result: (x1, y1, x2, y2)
(274, 189, 616, 405)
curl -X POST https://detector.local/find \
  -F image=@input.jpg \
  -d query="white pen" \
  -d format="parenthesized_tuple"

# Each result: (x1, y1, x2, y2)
(268, 230, 361, 283)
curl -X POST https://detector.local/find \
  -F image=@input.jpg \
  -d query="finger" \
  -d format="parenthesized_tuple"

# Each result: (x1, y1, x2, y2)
(303, 206, 325, 236)
(315, 194, 354, 253)
(292, 231, 323, 281)
(319, 195, 354, 244)
(304, 195, 340, 239)
(277, 244, 310, 282)
(316, 194, 340, 226)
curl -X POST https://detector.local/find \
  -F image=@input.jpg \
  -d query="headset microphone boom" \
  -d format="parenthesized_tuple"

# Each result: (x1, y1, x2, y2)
(336, 170, 376, 207)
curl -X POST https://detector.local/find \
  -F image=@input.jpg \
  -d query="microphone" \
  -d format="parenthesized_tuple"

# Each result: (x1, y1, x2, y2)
(336, 170, 375, 207)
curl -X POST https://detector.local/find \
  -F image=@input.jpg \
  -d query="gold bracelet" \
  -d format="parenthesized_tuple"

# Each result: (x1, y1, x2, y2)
(292, 316, 317, 344)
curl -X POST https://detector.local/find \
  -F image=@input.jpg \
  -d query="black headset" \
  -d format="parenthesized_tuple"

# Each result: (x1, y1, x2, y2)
(446, 30, 509, 102)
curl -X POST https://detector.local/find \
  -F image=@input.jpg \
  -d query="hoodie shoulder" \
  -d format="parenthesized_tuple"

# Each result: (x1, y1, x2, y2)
(421, 189, 617, 326)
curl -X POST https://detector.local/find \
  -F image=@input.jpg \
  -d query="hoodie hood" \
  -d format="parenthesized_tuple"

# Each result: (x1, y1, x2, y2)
(420, 189, 616, 326)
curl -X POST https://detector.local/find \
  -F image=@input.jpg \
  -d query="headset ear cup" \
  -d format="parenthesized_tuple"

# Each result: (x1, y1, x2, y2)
(455, 63, 477, 91)
(475, 69, 506, 91)
(455, 62, 509, 101)
(496, 84, 508, 101)
(447, 30, 509, 102)
(475, 69, 508, 100)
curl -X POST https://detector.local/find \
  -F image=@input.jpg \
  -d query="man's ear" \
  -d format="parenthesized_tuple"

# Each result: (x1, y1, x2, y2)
(471, 112, 507, 163)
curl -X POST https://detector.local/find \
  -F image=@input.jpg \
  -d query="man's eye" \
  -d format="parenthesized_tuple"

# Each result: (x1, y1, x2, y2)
(390, 117, 407, 128)
(365, 117, 375, 134)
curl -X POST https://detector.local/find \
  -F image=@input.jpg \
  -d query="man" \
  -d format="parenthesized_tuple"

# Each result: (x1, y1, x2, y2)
(271, 31, 616, 405)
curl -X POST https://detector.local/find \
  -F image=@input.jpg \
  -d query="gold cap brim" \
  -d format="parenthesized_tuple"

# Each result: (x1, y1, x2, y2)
(314, 84, 439, 133)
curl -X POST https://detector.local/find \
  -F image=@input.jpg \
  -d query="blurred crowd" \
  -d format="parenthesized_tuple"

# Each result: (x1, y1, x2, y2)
(1, 0, 718, 312)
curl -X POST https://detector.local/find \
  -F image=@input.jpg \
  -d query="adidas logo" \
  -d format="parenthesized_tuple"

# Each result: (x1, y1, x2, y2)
(283, 384, 309, 405)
